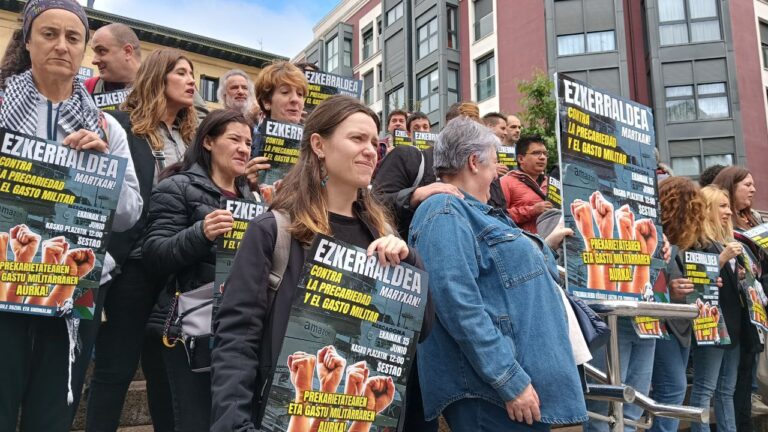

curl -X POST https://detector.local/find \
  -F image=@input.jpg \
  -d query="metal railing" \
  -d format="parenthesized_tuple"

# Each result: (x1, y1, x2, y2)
(585, 301, 708, 431)
(473, 12, 494, 41)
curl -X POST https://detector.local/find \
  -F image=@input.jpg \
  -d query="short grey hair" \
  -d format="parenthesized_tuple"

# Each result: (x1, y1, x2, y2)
(434, 116, 500, 177)
(217, 69, 255, 108)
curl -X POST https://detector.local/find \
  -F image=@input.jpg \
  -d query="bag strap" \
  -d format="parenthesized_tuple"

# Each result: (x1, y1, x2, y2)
(411, 151, 425, 189)
(267, 210, 292, 311)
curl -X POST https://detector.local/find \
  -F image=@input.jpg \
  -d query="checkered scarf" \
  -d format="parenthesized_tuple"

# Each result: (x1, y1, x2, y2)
(0, 70, 101, 138)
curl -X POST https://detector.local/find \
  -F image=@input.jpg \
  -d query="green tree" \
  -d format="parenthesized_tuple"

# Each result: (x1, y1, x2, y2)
(517, 72, 558, 169)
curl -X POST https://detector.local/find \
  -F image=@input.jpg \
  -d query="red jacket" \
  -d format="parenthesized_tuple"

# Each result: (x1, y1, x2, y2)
(500, 170, 548, 233)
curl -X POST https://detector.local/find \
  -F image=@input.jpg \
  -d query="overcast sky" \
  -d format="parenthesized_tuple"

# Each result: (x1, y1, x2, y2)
(83, 0, 340, 58)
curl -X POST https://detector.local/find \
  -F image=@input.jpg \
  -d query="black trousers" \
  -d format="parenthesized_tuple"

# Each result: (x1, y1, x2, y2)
(0, 312, 77, 432)
(82, 259, 175, 432)
(735, 346, 756, 432)
(162, 343, 211, 432)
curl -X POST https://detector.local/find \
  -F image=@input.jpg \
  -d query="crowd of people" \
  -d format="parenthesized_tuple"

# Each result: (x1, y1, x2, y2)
(0, 1, 766, 432)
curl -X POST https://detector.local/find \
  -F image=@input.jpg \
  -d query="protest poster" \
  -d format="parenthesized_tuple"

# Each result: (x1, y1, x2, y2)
(740, 247, 768, 332)
(92, 89, 130, 111)
(413, 131, 437, 151)
(305, 71, 363, 115)
(684, 250, 730, 345)
(0, 128, 126, 319)
(392, 129, 412, 147)
(257, 120, 303, 187)
(556, 74, 665, 303)
(497, 146, 517, 171)
(742, 223, 768, 252)
(547, 175, 562, 210)
(261, 235, 428, 432)
(212, 198, 267, 328)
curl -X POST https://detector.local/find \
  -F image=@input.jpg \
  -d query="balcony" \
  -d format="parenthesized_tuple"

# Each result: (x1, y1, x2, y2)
(474, 12, 494, 41)
(476, 75, 495, 101)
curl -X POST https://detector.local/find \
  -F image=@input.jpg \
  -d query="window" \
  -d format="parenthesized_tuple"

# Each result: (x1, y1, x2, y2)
(200, 76, 218, 102)
(363, 72, 374, 105)
(377, 17, 383, 35)
(326, 36, 339, 71)
(557, 31, 616, 56)
(387, 86, 405, 110)
(761, 21, 768, 68)
(665, 82, 729, 122)
(658, 0, 721, 46)
(476, 54, 495, 101)
(670, 138, 734, 177)
(387, 2, 403, 25)
(343, 38, 352, 68)
(362, 29, 373, 60)
(447, 6, 458, 49)
(447, 67, 459, 106)
(418, 69, 439, 113)
(474, 0, 494, 41)
(418, 18, 438, 59)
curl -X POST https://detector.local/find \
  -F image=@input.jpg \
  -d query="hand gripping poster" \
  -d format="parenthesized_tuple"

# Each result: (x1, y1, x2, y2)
(257, 120, 303, 203)
(212, 198, 267, 328)
(304, 71, 363, 115)
(261, 235, 428, 432)
(557, 74, 666, 306)
(0, 128, 126, 319)
(684, 250, 730, 345)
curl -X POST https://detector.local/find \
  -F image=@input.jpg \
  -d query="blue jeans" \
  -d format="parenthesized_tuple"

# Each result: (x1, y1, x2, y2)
(585, 318, 657, 432)
(690, 344, 740, 432)
(649, 336, 691, 432)
(443, 397, 551, 432)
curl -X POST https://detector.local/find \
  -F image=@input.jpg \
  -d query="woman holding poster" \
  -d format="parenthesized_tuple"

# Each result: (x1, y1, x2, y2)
(245, 61, 308, 194)
(211, 95, 430, 432)
(409, 116, 586, 431)
(141, 110, 256, 431)
(688, 185, 754, 432)
(712, 167, 766, 431)
(0, 1, 142, 430)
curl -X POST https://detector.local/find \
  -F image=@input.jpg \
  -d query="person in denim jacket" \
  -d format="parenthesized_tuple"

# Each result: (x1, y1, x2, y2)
(409, 116, 587, 431)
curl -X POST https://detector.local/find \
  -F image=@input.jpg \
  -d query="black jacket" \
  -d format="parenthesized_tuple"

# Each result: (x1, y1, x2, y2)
(107, 111, 156, 268)
(143, 163, 254, 334)
(210, 208, 433, 431)
(373, 145, 507, 238)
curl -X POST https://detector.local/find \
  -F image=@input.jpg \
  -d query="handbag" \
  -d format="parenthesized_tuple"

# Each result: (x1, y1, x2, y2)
(566, 291, 611, 350)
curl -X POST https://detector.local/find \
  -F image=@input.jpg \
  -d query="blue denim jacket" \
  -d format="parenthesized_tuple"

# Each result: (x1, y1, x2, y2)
(409, 193, 587, 424)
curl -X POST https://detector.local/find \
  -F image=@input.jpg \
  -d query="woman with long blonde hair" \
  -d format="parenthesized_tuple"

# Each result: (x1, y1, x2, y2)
(84, 47, 199, 431)
(688, 185, 756, 432)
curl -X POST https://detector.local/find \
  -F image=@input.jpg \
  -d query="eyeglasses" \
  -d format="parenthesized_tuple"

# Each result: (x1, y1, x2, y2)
(525, 151, 548, 157)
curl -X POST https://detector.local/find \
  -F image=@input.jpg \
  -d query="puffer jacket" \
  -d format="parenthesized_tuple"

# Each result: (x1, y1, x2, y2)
(143, 163, 254, 335)
(500, 170, 549, 233)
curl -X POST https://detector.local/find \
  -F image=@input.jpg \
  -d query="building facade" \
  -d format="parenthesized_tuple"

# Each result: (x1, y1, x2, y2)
(296, 0, 768, 209)
(0, 0, 286, 109)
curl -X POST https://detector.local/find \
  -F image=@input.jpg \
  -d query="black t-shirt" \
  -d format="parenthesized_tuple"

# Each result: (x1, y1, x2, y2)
(329, 212, 374, 248)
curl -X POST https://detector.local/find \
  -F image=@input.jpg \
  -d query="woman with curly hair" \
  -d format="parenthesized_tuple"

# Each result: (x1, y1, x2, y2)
(649, 177, 708, 432)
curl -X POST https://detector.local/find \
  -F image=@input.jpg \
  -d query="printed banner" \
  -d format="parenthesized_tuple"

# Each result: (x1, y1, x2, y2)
(212, 198, 266, 329)
(413, 131, 437, 151)
(305, 71, 363, 114)
(556, 73, 665, 302)
(631, 269, 669, 339)
(0, 128, 126, 319)
(261, 235, 428, 432)
(547, 175, 562, 210)
(392, 130, 412, 147)
(92, 89, 130, 111)
(742, 223, 768, 252)
(684, 250, 730, 345)
(741, 247, 768, 332)
(258, 120, 303, 186)
(497, 146, 517, 171)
